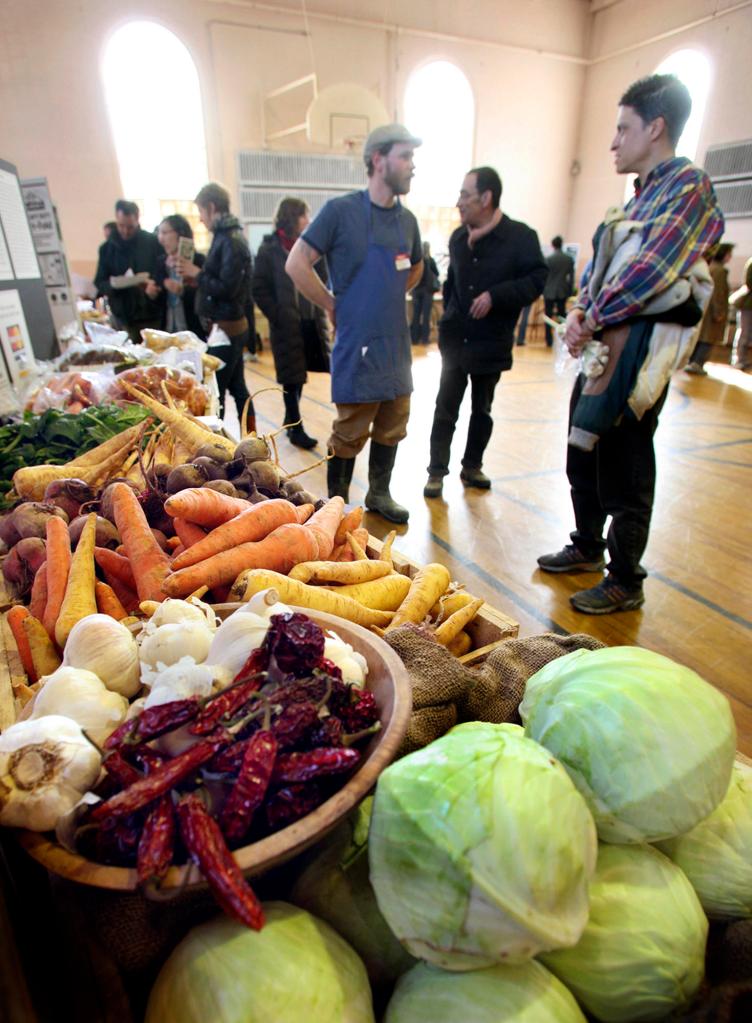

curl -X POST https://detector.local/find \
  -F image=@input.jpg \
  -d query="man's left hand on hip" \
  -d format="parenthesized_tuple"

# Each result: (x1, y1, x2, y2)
(469, 291, 492, 319)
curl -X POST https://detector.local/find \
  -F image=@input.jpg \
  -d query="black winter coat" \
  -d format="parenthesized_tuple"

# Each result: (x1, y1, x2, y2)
(94, 229, 164, 327)
(196, 214, 252, 324)
(252, 233, 330, 388)
(440, 215, 547, 374)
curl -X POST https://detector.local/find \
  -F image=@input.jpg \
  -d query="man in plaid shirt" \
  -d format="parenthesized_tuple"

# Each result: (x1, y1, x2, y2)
(538, 73, 724, 614)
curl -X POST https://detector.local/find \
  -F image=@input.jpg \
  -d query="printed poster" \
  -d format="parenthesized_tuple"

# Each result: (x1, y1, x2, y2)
(0, 289, 37, 393)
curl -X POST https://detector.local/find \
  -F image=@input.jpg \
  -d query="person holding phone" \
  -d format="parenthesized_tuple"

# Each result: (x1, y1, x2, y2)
(155, 215, 206, 338)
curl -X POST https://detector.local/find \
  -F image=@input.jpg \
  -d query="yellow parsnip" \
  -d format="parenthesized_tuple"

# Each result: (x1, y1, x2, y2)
(322, 573, 412, 611)
(385, 563, 451, 633)
(289, 560, 391, 585)
(55, 512, 98, 648)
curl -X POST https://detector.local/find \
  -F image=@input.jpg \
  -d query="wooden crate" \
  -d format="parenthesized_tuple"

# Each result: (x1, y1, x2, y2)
(365, 534, 519, 665)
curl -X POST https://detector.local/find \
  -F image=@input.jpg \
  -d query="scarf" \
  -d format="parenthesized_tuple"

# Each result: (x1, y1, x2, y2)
(276, 229, 295, 253)
(467, 208, 502, 249)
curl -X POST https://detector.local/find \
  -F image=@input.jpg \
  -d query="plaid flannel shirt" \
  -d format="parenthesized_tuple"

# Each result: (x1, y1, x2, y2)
(578, 156, 725, 330)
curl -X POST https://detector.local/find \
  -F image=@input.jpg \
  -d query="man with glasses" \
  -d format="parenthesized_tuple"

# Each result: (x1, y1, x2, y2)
(424, 167, 547, 497)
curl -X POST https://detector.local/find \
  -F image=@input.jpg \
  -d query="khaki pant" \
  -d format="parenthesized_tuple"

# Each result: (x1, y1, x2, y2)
(329, 395, 411, 458)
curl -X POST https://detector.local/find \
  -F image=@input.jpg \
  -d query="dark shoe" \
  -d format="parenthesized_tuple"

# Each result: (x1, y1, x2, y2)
(424, 475, 443, 498)
(684, 362, 707, 376)
(570, 576, 645, 615)
(287, 427, 317, 450)
(537, 544, 605, 574)
(365, 442, 409, 524)
(460, 467, 491, 489)
(327, 455, 355, 501)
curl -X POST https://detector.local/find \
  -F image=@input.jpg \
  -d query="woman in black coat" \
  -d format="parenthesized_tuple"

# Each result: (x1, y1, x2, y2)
(155, 215, 206, 339)
(253, 197, 330, 449)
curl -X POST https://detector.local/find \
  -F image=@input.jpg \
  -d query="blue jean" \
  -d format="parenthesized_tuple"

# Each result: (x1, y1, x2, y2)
(427, 364, 501, 476)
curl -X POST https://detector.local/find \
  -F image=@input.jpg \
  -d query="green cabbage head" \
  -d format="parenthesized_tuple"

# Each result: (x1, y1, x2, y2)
(369, 722, 597, 970)
(656, 761, 752, 919)
(520, 646, 736, 843)
(385, 960, 587, 1023)
(542, 844, 708, 1022)
(145, 902, 374, 1023)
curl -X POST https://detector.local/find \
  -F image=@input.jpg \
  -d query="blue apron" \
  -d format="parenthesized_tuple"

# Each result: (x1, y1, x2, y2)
(331, 191, 413, 404)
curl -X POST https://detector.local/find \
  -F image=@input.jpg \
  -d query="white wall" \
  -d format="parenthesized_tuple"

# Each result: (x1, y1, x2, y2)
(0, 0, 590, 274)
(568, 0, 752, 283)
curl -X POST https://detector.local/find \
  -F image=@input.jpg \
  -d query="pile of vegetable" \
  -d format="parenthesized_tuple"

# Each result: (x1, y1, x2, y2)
(125, 643, 751, 1023)
(0, 594, 380, 930)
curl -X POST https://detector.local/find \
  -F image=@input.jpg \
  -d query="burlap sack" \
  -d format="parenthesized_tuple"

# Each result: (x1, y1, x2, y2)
(385, 625, 605, 755)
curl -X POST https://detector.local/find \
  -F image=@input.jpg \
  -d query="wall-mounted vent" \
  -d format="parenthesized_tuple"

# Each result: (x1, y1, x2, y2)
(239, 186, 348, 222)
(704, 140, 752, 181)
(712, 181, 752, 220)
(237, 150, 365, 190)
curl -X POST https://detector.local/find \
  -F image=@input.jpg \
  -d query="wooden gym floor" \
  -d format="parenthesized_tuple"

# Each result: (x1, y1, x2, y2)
(229, 340, 752, 755)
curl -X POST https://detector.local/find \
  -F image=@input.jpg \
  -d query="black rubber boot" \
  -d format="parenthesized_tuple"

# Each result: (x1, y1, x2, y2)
(284, 388, 317, 448)
(365, 442, 409, 524)
(327, 455, 355, 501)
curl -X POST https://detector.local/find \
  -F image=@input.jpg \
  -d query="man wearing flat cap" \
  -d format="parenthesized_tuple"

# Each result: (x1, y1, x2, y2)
(286, 123, 423, 523)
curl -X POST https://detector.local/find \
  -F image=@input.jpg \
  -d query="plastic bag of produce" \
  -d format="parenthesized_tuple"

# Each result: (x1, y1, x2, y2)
(520, 646, 736, 843)
(369, 722, 597, 970)
(145, 902, 375, 1023)
(542, 844, 708, 1022)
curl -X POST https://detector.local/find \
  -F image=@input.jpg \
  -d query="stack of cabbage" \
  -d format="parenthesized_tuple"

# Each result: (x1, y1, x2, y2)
(144, 647, 751, 1023)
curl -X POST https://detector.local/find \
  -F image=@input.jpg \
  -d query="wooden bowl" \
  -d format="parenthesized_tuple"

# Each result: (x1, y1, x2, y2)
(17, 605, 412, 891)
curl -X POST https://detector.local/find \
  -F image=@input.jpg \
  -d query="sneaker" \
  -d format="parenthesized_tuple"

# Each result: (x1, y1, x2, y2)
(570, 576, 645, 615)
(684, 362, 707, 376)
(460, 467, 491, 489)
(424, 476, 443, 498)
(537, 544, 605, 574)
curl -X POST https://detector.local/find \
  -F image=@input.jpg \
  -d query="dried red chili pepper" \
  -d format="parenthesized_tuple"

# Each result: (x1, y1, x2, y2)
(305, 717, 344, 749)
(91, 734, 228, 823)
(220, 731, 277, 844)
(272, 747, 360, 784)
(232, 646, 268, 683)
(130, 746, 164, 774)
(263, 612, 325, 675)
(338, 689, 379, 732)
(95, 814, 142, 863)
(103, 698, 200, 750)
(103, 749, 142, 788)
(176, 794, 264, 930)
(265, 783, 325, 831)
(271, 700, 319, 750)
(137, 795, 175, 886)
(207, 736, 253, 776)
(190, 678, 262, 736)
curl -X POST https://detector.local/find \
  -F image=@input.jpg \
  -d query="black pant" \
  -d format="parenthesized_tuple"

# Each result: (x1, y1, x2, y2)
(411, 291, 433, 344)
(216, 329, 252, 419)
(689, 340, 711, 367)
(544, 298, 567, 346)
(427, 363, 501, 476)
(566, 373, 668, 589)
(283, 384, 303, 428)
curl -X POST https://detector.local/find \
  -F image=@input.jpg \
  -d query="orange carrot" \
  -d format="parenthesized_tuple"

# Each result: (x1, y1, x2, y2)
(112, 482, 171, 603)
(28, 562, 48, 622)
(333, 506, 364, 546)
(95, 547, 137, 590)
(43, 517, 71, 642)
(55, 512, 98, 648)
(166, 536, 182, 551)
(162, 521, 320, 598)
(295, 503, 315, 524)
(334, 527, 369, 561)
(305, 496, 345, 560)
(172, 544, 186, 558)
(95, 581, 129, 620)
(163, 488, 251, 528)
(173, 518, 208, 550)
(170, 499, 299, 571)
(100, 569, 140, 614)
(7, 605, 36, 682)
(116, 544, 127, 557)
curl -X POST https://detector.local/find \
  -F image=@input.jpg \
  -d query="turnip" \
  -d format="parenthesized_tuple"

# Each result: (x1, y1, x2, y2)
(191, 456, 228, 481)
(234, 437, 271, 463)
(202, 479, 241, 498)
(2, 537, 46, 596)
(100, 479, 140, 524)
(43, 479, 95, 521)
(12, 502, 69, 540)
(166, 464, 207, 494)
(69, 515, 120, 550)
(193, 441, 233, 465)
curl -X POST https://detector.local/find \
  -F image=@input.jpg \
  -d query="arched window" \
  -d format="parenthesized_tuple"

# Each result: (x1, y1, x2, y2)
(404, 61, 474, 257)
(656, 49, 712, 161)
(101, 22, 209, 243)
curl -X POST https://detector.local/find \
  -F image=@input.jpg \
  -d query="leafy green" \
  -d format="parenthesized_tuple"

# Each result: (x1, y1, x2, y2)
(0, 404, 150, 504)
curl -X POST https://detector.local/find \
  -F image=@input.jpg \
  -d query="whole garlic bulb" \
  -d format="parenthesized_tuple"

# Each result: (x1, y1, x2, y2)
(139, 621, 213, 671)
(63, 614, 141, 697)
(31, 666, 129, 746)
(0, 715, 102, 831)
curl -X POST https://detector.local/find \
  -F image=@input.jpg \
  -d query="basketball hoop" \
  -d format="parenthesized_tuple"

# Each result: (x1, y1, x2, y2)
(342, 134, 366, 153)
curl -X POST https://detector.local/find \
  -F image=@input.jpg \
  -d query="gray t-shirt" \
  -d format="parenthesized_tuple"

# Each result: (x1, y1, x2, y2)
(303, 190, 422, 298)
